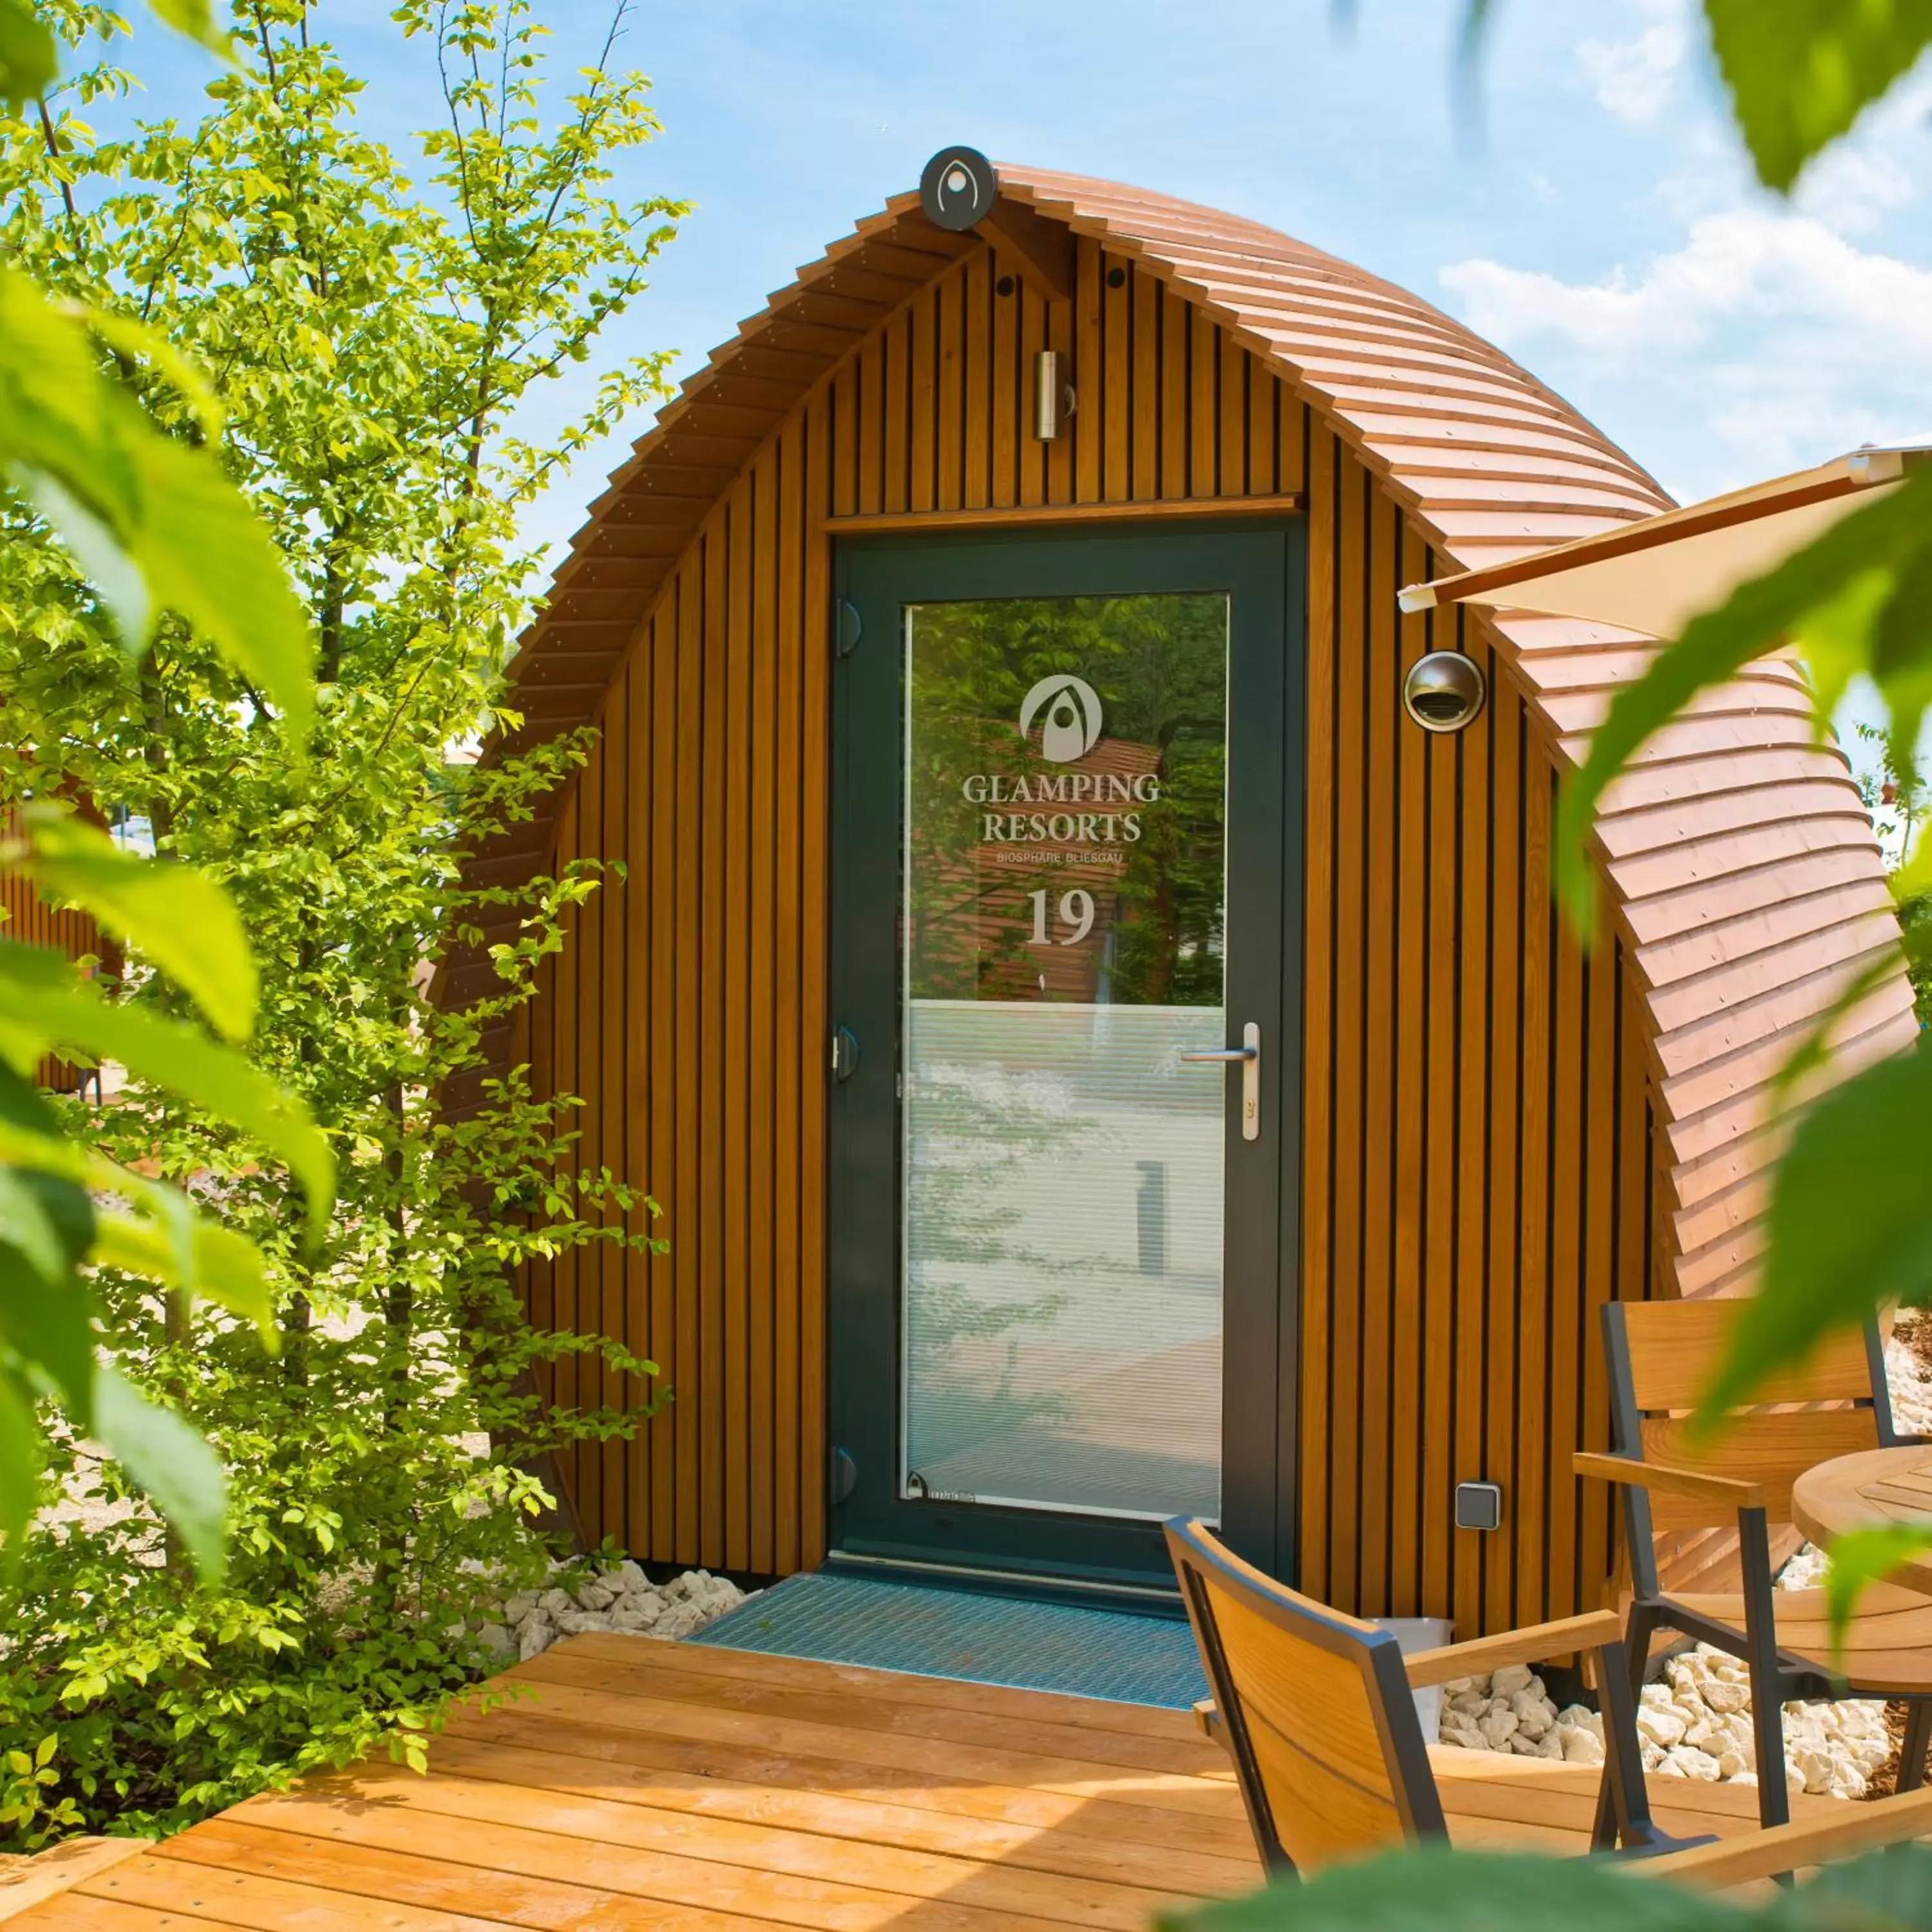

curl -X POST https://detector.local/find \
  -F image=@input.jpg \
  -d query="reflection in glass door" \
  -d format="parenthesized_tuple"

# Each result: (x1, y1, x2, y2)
(901, 595, 1230, 1523)
(829, 525, 1300, 1586)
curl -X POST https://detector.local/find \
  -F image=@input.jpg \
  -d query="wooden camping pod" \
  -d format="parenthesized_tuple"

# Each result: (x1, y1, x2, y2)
(444, 167, 1915, 1633)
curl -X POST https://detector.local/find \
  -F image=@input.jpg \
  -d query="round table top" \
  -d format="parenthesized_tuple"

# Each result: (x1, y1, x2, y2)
(1791, 1444, 1932, 1595)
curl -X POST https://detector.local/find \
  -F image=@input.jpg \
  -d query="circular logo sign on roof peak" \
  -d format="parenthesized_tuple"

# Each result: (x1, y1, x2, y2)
(920, 146, 997, 232)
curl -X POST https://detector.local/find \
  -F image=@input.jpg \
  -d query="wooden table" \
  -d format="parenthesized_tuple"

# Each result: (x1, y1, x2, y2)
(1794, 1444, 1932, 1593)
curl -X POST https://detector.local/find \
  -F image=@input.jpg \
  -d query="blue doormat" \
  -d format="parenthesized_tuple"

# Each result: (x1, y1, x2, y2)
(688, 1569, 1208, 1708)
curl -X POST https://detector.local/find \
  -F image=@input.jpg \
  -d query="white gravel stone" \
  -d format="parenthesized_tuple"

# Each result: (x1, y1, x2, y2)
(1488, 1664, 1535, 1700)
(1430, 1640, 1895, 1803)
(476, 1622, 516, 1664)
(1637, 1702, 1687, 1751)
(518, 1613, 555, 1661)
(1557, 1722, 1605, 1766)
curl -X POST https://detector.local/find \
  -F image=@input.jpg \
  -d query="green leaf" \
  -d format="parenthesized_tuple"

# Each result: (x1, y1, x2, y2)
(90, 1208, 277, 1345)
(0, 270, 142, 533)
(0, 0, 57, 109)
(1770, 920, 1931, 1108)
(1707, 0, 1932, 194)
(0, 1165, 93, 1287)
(1801, 1843, 1932, 1922)
(1826, 1526, 1932, 1657)
(0, 941, 333, 1244)
(111, 386, 314, 743)
(0, 270, 314, 744)
(16, 468, 150, 645)
(1556, 469, 1932, 938)
(77, 307, 225, 445)
(1698, 1043, 1932, 1422)
(18, 803, 258, 1041)
(0, 1366, 41, 1570)
(91, 1365, 226, 1586)
(0, 1167, 98, 1426)
(143, 0, 231, 57)
(1160, 1847, 1751, 1932)
(0, 1249, 97, 1430)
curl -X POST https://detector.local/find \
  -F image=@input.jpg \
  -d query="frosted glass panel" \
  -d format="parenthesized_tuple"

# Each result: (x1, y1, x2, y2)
(901, 593, 1228, 1522)
(903, 1002, 1224, 1519)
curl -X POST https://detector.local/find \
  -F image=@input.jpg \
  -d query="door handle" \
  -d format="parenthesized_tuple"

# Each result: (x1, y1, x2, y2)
(1181, 1021, 1262, 1142)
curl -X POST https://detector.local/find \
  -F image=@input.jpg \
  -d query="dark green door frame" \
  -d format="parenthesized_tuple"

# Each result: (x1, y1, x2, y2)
(827, 521, 1305, 1592)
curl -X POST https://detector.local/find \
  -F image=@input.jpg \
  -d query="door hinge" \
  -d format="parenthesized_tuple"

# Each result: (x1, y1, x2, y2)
(835, 600, 862, 658)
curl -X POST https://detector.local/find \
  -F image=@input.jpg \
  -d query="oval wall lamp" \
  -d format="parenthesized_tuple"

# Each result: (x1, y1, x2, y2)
(1403, 650, 1486, 734)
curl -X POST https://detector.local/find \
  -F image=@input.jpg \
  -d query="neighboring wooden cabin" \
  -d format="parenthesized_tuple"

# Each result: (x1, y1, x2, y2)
(1, 802, 113, 1092)
(446, 160, 1913, 1635)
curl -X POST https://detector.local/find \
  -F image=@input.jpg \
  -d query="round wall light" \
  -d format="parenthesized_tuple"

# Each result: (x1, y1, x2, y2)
(1403, 651, 1486, 734)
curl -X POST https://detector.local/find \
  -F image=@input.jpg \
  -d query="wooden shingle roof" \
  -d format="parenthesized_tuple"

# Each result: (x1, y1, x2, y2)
(466, 166, 1914, 1297)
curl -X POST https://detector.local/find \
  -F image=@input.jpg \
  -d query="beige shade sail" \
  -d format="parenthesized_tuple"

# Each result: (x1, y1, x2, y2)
(1400, 445, 1927, 638)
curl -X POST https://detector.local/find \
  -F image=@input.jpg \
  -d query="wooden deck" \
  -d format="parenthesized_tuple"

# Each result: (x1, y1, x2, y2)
(11, 1633, 1840, 1928)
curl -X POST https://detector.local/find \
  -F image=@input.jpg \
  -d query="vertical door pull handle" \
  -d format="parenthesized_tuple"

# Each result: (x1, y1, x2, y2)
(831, 1024, 860, 1083)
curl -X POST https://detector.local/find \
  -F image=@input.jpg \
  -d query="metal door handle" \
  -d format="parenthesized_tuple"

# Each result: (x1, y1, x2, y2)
(1181, 1022, 1262, 1142)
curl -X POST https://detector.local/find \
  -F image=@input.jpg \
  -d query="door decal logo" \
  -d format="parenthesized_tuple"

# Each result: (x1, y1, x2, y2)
(1017, 674, 1103, 762)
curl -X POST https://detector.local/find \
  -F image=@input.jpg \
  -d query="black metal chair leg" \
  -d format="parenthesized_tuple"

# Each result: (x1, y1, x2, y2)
(1737, 1509, 1793, 1837)
(1592, 1603, 1657, 1852)
(1900, 1701, 1932, 1794)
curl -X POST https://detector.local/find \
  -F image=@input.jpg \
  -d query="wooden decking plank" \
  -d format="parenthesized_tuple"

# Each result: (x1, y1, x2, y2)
(90, 1842, 518, 1931)
(154, 1820, 769, 1932)
(444, 1690, 1255, 1863)
(426, 1728, 1252, 1900)
(15, 1896, 249, 1931)
(230, 1787, 1112, 1932)
(263, 1759, 1172, 1931)
(20, 1640, 1852, 1931)
(577, 1634, 1204, 1745)
(509, 1647, 1231, 1782)
(492, 1662, 1242, 1826)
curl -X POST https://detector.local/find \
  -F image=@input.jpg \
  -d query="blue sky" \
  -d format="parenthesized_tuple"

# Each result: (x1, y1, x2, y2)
(120, 1, 1932, 784)
(131, 0, 1932, 554)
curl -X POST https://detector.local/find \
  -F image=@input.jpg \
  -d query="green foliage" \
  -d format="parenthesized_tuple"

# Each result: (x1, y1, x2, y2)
(1556, 468, 1932, 941)
(1826, 1523, 1932, 1653)
(7, 804, 257, 1041)
(0, 1733, 80, 1852)
(0, 0, 680, 1841)
(1705, 0, 1932, 193)
(1162, 1844, 1932, 1930)
(0, 0, 338, 1585)
(1547, 462, 1932, 1423)
(0, 0, 54, 108)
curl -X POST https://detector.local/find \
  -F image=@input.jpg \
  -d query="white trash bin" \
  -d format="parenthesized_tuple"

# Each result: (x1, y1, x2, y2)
(1372, 1616, 1454, 1741)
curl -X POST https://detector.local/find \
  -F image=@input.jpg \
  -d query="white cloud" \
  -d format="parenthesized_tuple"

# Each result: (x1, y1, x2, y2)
(1577, 1, 1690, 124)
(1441, 207, 1932, 493)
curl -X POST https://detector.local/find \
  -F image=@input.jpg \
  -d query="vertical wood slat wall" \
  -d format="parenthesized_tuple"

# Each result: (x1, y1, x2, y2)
(519, 239, 1656, 1624)
(1296, 426, 1657, 1634)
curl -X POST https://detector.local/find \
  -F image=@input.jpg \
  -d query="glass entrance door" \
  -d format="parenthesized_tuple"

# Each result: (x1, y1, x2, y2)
(830, 527, 1302, 1588)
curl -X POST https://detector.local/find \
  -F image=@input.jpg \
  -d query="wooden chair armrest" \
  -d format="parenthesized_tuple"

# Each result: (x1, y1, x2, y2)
(1640, 1783, 1932, 1889)
(1573, 1450, 1766, 1513)
(1404, 1610, 1623, 1689)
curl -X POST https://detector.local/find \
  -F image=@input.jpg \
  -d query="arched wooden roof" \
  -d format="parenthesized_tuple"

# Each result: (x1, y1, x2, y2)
(464, 165, 1914, 1298)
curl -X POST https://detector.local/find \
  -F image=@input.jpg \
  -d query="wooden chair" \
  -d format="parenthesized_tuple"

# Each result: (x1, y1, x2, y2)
(1166, 1516, 1678, 1872)
(1167, 1516, 1932, 1891)
(1577, 1297, 1932, 1833)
